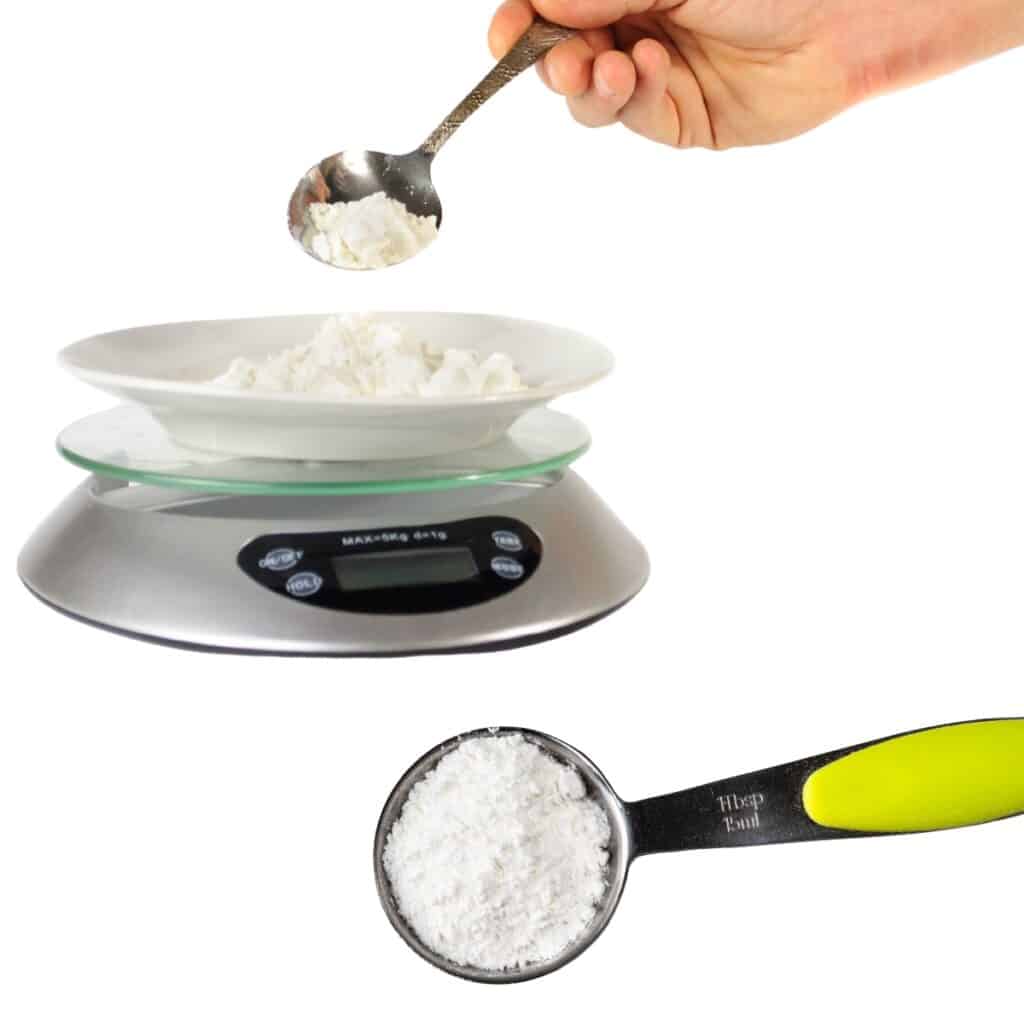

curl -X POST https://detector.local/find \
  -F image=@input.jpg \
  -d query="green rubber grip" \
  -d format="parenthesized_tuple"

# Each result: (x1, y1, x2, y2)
(803, 720, 1024, 834)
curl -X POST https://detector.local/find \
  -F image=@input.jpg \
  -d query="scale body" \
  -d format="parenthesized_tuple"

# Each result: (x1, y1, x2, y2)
(19, 408, 649, 656)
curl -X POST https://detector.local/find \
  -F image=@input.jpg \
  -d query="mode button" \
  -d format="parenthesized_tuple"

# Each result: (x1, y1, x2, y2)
(491, 557, 526, 582)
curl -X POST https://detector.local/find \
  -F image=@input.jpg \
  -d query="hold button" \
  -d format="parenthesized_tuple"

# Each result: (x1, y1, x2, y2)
(286, 572, 324, 598)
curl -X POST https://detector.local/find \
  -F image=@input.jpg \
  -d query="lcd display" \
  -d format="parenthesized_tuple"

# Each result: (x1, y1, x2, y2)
(332, 547, 480, 592)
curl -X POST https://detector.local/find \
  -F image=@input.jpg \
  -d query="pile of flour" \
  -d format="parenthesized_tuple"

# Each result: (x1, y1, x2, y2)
(212, 314, 523, 399)
(382, 732, 612, 972)
(300, 192, 439, 270)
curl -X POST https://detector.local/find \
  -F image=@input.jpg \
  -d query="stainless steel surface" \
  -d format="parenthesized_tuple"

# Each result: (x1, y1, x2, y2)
(18, 471, 649, 656)
(287, 18, 576, 267)
(374, 727, 633, 984)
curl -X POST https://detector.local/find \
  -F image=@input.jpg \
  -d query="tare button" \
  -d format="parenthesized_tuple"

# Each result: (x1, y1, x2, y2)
(285, 572, 324, 598)
(492, 530, 524, 553)
(490, 557, 526, 581)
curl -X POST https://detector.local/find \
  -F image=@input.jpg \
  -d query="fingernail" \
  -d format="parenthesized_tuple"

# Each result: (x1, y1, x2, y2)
(595, 66, 615, 98)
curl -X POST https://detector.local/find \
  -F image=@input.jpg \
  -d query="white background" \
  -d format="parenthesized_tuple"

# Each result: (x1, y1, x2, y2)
(1, 1, 1022, 1020)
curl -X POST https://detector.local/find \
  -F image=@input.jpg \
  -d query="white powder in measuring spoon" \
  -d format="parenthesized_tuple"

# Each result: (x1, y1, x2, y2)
(382, 733, 612, 972)
(300, 192, 439, 270)
(212, 314, 523, 398)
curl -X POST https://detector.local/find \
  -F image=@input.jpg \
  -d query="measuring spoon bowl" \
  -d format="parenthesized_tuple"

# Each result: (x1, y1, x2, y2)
(374, 727, 632, 984)
(375, 720, 1024, 983)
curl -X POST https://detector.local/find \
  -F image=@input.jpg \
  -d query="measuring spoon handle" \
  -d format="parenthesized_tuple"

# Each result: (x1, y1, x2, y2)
(627, 719, 1024, 856)
(421, 18, 576, 156)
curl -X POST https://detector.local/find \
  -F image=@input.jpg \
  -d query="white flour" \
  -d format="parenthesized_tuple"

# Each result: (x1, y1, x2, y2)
(212, 314, 523, 398)
(382, 733, 611, 972)
(300, 192, 438, 270)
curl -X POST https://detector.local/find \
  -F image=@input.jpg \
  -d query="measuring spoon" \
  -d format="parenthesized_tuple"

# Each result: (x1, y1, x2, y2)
(287, 19, 576, 269)
(375, 719, 1024, 983)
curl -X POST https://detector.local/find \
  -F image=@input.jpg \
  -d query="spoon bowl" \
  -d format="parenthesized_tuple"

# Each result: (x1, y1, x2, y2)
(288, 19, 576, 270)
(287, 149, 441, 240)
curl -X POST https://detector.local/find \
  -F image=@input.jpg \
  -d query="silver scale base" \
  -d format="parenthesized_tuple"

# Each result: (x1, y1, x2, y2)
(19, 471, 649, 656)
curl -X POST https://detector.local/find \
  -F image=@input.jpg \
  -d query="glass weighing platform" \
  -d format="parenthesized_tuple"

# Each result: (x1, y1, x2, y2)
(18, 406, 650, 656)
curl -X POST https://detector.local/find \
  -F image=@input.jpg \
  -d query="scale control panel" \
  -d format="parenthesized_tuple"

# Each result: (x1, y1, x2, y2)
(238, 517, 542, 615)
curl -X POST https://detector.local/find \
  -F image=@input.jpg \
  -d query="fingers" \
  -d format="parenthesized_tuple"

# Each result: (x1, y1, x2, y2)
(567, 49, 637, 126)
(618, 39, 681, 146)
(488, 3, 684, 146)
(542, 32, 611, 96)
(488, 0, 536, 58)
(489, 0, 679, 57)
(489, 2, 614, 97)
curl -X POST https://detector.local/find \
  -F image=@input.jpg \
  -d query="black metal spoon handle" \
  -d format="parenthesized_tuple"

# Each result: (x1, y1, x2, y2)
(422, 19, 575, 156)
(626, 719, 1024, 857)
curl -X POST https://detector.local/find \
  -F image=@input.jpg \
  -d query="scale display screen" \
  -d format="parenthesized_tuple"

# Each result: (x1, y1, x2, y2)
(332, 547, 480, 592)
(241, 516, 541, 615)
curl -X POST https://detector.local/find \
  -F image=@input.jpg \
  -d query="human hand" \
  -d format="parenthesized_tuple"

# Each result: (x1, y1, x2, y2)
(489, 0, 1024, 149)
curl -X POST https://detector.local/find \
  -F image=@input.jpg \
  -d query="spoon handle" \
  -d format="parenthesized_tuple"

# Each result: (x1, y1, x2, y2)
(627, 719, 1024, 856)
(422, 18, 576, 155)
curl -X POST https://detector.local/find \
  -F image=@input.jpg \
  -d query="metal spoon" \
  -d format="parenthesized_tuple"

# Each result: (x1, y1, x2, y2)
(287, 18, 575, 270)
(375, 719, 1024, 983)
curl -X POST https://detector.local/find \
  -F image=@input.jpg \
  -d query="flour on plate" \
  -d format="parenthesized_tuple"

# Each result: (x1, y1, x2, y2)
(212, 314, 523, 399)
(300, 192, 438, 270)
(382, 733, 611, 972)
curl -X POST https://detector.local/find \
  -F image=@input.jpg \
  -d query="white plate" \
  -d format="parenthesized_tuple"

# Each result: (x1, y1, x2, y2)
(59, 312, 614, 460)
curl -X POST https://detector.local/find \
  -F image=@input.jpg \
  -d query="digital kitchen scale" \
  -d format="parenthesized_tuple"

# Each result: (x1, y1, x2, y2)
(19, 405, 650, 656)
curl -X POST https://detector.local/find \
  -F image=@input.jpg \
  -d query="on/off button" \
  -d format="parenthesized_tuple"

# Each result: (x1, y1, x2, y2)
(491, 557, 525, 582)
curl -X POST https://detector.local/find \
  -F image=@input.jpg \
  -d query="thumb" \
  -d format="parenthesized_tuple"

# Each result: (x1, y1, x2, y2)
(530, 0, 678, 29)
